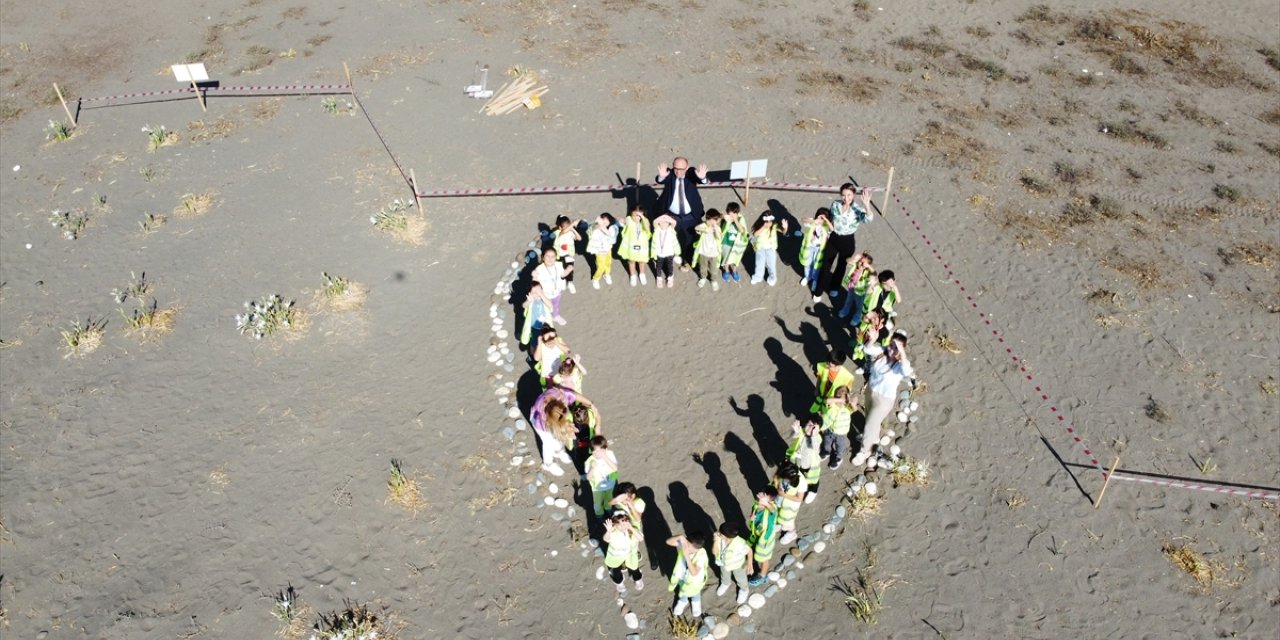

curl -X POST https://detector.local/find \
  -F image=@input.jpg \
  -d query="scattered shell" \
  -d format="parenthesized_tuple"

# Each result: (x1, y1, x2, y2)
(748, 593, 766, 609)
(510, 455, 522, 466)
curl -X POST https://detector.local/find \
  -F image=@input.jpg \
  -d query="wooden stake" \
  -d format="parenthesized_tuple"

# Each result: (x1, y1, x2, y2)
(52, 83, 76, 127)
(635, 161, 641, 189)
(743, 160, 753, 208)
(1093, 456, 1121, 509)
(191, 79, 207, 112)
(344, 62, 353, 94)
(881, 166, 895, 213)
(410, 169, 424, 217)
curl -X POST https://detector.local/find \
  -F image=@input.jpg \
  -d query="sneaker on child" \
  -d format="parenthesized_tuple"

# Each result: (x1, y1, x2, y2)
(592, 280, 600, 290)
(605, 274, 613, 285)
(630, 274, 638, 287)
(698, 279, 707, 288)
(567, 282, 576, 294)
(716, 584, 731, 597)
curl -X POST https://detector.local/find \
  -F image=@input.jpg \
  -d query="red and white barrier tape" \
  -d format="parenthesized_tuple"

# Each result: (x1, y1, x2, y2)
(416, 179, 848, 198)
(887, 191, 1279, 501)
(1110, 473, 1279, 501)
(80, 83, 352, 104)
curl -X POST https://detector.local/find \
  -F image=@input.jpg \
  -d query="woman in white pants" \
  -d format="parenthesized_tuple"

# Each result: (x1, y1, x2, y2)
(851, 333, 913, 467)
(529, 387, 593, 476)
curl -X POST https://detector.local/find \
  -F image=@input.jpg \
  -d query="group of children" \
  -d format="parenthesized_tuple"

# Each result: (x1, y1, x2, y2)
(517, 192, 919, 622)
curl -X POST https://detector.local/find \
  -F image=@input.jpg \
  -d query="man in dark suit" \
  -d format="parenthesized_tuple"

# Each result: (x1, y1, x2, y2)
(654, 156, 709, 266)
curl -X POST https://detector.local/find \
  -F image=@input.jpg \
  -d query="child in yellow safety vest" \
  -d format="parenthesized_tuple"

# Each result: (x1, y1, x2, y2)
(693, 209, 725, 291)
(862, 269, 902, 328)
(719, 202, 750, 284)
(584, 436, 619, 518)
(609, 482, 646, 531)
(774, 463, 808, 546)
(787, 419, 824, 504)
(713, 522, 754, 605)
(666, 531, 710, 617)
(799, 208, 833, 296)
(811, 349, 856, 414)
(603, 512, 644, 594)
(838, 252, 875, 324)
(747, 486, 780, 587)
(749, 210, 789, 286)
(820, 386, 857, 470)
(619, 207, 652, 287)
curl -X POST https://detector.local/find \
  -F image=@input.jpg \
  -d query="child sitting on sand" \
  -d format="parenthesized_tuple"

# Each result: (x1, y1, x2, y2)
(619, 206, 652, 287)
(666, 531, 710, 617)
(552, 215, 582, 295)
(585, 435, 619, 518)
(713, 522, 754, 605)
(719, 202, 750, 284)
(651, 213, 679, 289)
(692, 209, 725, 291)
(585, 212, 618, 289)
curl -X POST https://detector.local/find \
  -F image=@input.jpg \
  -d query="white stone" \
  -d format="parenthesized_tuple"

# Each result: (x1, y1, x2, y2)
(737, 605, 753, 618)
(508, 407, 521, 418)
(624, 613, 639, 629)
(822, 523, 833, 534)
(909, 401, 919, 412)
(713, 623, 730, 639)
(596, 566, 605, 580)
(543, 496, 555, 505)
(896, 411, 909, 423)
(885, 430, 896, 439)
(890, 445, 901, 457)
(814, 541, 827, 554)
(550, 550, 558, 557)
(511, 456, 523, 466)
(496, 329, 509, 339)
(554, 498, 569, 508)
(549, 483, 559, 495)
(863, 482, 878, 496)
(879, 435, 891, 446)
(776, 578, 787, 589)
(748, 593, 766, 609)
(767, 571, 779, 582)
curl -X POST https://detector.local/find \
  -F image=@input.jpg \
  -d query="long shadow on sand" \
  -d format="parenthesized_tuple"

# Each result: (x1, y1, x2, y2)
(693, 451, 747, 528)
(729, 394, 788, 468)
(762, 337, 815, 422)
(722, 430, 770, 492)
(636, 485, 673, 573)
(666, 480, 715, 541)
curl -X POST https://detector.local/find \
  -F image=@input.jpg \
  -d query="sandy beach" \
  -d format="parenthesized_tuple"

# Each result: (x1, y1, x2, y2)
(1, 0, 1278, 638)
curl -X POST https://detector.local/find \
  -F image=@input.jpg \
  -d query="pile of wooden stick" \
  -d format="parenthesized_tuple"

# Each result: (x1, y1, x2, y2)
(480, 74, 548, 115)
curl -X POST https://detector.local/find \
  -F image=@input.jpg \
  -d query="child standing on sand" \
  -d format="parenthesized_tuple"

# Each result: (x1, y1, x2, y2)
(609, 482, 646, 530)
(720, 202, 750, 284)
(746, 486, 779, 587)
(787, 419, 824, 504)
(619, 207, 652, 287)
(821, 386, 857, 470)
(693, 209, 725, 291)
(570, 401, 600, 475)
(749, 211, 788, 286)
(861, 269, 903, 328)
(799, 208, 833, 295)
(531, 248, 570, 326)
(651, 213, 679, 289)
(774, 462, 808, 546)
(810, 349, 856, 414)
(585, 213, 618, 289)
(585, 435, 619, 518)
(838, 252, 875, 323)
(552, 215, 582, 295)
(667, 531, 710, 617)
(550, 356, 586, 393)
(519, 281, 554, 346)
(604, 512, 645, 594)
(713, 522, 753, 605)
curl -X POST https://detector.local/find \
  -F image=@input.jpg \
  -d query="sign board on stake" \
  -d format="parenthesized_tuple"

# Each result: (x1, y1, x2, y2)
(171, 63, 210, 112)
(730, 159, 768, 207)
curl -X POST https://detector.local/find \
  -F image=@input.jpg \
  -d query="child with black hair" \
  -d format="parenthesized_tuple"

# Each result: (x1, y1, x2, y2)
(585, 435, 619, 518)
(787, 419, 824, 504)
(553, 215, 582, 294)
(609, 481, 646, 530)
(713, 522, 753, 605)
(604, 513, 644, 594)
(666, 531, 710, 617)
(774, 462, 808, 546)
(799, 208, 833, 296)
(585, 212, 619, 289)
(651, 213, 679, 289)
(749, 210, 789, 286)
(719, 202, 750, 284)
(619, 206, 652, 287)
(693, 209, 725, 291)
(746, 486, 780, 587)
(862, 269, 902, 326)
(810, 349, 856, 414)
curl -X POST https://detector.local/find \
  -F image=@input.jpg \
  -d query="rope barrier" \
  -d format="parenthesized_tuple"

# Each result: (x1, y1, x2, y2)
(415, 179, 850, 198)
(79, 83, 353, 104)
(877, 186, 1278, 502)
